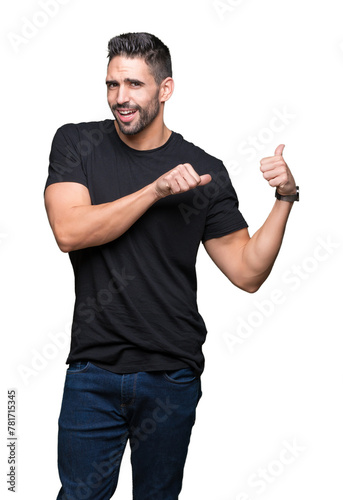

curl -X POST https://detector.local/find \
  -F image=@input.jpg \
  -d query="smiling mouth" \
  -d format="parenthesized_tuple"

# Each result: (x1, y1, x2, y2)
(116, 108, 138, 123)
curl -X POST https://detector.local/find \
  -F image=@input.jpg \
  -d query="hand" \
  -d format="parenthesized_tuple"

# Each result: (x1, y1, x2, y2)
(260, 144, 296, 196)
(153, 163, 212, 199)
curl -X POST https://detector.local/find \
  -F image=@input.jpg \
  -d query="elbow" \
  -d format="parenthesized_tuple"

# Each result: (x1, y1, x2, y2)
(237, 270, 270, 293)
(58, 242, 72, 253)
(56, 236, 72, 253)
(236, 278, 264, 294)
(233, 281, 261, 294)
(52, 224, 73, 253)
(54, 225, 90, 253)
(244, 284, 261, 294)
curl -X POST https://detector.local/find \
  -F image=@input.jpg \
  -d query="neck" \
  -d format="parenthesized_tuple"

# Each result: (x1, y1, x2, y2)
(114, 119, 172, 151)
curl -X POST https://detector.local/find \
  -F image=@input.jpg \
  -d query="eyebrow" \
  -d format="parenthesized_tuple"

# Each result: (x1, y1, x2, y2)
(105, 78, 145, 86)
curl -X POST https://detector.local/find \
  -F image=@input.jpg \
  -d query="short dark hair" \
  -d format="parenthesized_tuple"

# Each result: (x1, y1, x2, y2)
(107, 32, 172, 85)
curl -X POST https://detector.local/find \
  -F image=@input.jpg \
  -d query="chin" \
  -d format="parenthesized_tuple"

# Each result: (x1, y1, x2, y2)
(117, 123, 139, 136)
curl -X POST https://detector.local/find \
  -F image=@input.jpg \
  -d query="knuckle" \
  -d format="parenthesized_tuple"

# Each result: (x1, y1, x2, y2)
(171, 179, 179, 191)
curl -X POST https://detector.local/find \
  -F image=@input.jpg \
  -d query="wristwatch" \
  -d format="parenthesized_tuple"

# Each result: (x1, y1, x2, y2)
(275, 186, 299, 202)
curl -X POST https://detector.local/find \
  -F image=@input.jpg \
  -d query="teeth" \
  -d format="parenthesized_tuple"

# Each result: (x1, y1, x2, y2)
(119, 110, 135, 115)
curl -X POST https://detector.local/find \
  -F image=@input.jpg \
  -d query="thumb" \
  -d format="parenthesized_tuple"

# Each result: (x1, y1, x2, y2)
(274, 144, 285, 156)
(199, 174, 212, 186)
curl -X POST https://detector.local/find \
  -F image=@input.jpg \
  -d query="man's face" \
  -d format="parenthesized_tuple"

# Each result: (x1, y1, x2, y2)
(106, 56, 162, 136)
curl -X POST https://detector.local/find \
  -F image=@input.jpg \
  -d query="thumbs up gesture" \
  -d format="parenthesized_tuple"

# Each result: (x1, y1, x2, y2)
(260, 145, 297, 196)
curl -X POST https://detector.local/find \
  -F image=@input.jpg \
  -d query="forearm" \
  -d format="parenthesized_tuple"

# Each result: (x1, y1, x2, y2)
(204, 144, 297, 293)
(242, 199, 294, 289)
(57, 184, 159, 252)
(51, 162, 211, 253)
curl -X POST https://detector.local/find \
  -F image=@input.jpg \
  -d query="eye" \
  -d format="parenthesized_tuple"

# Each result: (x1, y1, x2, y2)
(130, 81, 141, 88)
(107, 82, 118, 89)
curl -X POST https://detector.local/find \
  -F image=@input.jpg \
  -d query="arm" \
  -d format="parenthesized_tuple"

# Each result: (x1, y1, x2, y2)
(204, 144, 297, 293)
(44, 164, 211, 253)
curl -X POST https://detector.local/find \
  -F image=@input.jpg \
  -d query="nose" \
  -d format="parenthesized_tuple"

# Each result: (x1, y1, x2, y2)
(116, 85, 130, 105)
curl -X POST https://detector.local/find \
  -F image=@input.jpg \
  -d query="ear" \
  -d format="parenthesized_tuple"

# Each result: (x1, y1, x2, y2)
(160, 77, 174, 103)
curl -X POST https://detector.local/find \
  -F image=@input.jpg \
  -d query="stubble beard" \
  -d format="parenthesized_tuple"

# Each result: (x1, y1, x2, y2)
(112, 91, 161, 136)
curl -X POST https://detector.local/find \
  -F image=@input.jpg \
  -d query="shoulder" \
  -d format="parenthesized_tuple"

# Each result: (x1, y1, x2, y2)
(53, 119, 114, 140)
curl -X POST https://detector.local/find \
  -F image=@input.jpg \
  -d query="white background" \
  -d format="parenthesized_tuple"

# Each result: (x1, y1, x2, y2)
(1, 0, 343, 498)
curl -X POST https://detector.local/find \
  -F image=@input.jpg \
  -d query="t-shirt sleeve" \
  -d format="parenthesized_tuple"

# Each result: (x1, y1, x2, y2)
(202, 162, 248, 242)
(44, 124, 88, 193)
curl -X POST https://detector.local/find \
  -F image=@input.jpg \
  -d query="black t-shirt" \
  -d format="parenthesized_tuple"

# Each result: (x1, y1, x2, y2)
(45, 120, 248, 376)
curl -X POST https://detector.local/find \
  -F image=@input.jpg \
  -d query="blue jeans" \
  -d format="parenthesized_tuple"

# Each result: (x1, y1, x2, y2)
(57, 362, 202, 500)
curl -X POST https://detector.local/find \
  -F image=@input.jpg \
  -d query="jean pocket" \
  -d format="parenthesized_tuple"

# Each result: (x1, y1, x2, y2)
(67, 361, 90, 374)
(163, 367, 197, 385)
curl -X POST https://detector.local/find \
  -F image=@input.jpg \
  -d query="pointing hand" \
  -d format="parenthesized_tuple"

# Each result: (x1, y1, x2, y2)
(153, 163, 212, 199)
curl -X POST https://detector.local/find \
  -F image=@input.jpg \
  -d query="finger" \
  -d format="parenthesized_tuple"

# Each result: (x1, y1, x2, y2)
(260, 146, 285, 163)
(179, 164, 212, 189)
(262, 166, 286, 181)
(260, 159, 285, 172)
(180, 164, 202, 188)
(199, 174, 212, 186)
(166, 177, 181, 194)
(274, 144, 285, 156)
(182, 163, 202, 185)
(168, 167, 199, 193)
(174, 175, 190, 192)
(260, 155, 276, 162)
(170, 172, 211, 193)
(267, 174, 288, 188)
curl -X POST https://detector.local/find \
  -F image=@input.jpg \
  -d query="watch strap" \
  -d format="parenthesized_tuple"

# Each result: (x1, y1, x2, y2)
(275, 186, 299, 202)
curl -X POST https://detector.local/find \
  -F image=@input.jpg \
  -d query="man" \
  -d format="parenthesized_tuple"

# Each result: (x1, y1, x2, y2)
(44, 32, 298, 500)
